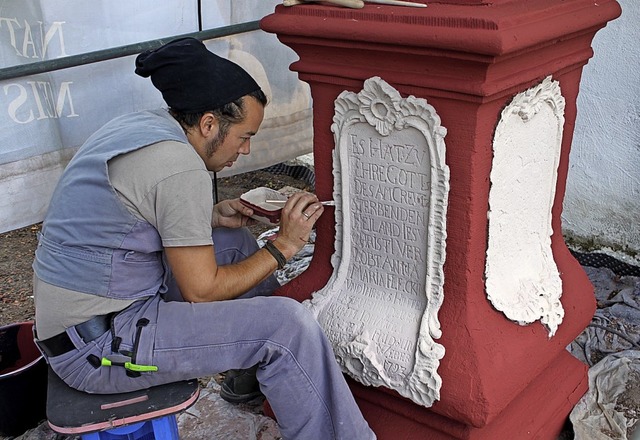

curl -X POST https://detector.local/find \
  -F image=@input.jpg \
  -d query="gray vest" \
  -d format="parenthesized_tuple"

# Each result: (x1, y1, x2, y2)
(33, 110, 188, 299)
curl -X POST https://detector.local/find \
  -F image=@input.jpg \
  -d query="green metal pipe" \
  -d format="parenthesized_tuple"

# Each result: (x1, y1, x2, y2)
(0, 21, 261, 81)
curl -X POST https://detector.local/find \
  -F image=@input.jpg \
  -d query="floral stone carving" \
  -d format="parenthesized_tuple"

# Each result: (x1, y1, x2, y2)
(485, 76, 566, 337)
(305, 76, 450, 407)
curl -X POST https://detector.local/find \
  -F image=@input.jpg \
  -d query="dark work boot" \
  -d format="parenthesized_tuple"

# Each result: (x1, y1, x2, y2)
(220, 365, 263, 404)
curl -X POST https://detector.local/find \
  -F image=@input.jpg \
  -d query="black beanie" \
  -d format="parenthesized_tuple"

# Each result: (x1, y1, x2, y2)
(135, 37, 261, 113)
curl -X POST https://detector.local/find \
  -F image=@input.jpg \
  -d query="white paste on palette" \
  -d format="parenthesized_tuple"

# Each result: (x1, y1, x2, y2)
(304, 76, 449, 407)
(486, 76, 565, 337)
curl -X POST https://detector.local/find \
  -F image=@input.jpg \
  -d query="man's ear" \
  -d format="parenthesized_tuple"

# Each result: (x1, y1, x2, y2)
(200, 112, 219, 137)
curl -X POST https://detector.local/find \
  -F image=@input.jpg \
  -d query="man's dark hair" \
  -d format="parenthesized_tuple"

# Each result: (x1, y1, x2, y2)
(170, 89, 267, 139)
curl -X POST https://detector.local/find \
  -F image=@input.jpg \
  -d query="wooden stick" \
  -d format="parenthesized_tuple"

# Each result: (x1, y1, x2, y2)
(283, 0, 365, 8)
(324, 0, 365, 7)
(284, 0, 425, 7)
(365, 0, 427, 7)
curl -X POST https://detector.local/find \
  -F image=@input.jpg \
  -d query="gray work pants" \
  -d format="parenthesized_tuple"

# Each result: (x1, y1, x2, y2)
(46, 228, 375, 440)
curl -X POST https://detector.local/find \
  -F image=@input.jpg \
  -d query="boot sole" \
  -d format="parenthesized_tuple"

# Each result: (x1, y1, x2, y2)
(219, 383, 264, 404)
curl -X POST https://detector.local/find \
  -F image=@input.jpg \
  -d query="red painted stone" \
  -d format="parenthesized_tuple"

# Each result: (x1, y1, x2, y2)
(262, 1, 621, 438)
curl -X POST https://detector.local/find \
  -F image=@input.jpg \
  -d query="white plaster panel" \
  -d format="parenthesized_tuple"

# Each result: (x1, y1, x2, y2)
(305, 77, 449, 407)
(486, 76, 565, 337)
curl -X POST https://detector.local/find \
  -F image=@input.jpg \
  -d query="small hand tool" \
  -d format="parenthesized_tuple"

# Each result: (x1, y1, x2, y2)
(265, 199, 336, 206)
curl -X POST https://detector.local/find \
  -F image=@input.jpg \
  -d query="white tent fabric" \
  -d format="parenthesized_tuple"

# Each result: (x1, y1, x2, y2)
(0, 0, 312, 233)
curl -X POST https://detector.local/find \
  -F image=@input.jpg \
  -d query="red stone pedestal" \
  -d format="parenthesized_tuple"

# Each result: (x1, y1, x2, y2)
(261, 1, 621, 438)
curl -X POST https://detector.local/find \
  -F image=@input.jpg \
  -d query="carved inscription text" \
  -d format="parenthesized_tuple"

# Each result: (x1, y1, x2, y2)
(306, 77, 450, 407)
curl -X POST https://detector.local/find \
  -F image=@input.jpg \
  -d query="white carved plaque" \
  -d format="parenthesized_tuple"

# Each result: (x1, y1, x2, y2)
(305, 77, 449, 407)
(486, 76, 565, 337)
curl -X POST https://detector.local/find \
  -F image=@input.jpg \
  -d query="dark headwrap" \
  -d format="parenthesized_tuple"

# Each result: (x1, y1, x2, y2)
(135, 37, 261, 113)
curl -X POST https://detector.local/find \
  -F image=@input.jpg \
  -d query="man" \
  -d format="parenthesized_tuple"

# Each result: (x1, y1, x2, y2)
(32, 37, 375, 440)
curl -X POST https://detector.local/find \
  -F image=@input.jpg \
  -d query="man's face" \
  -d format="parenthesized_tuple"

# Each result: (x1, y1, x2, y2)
(203, 97, 264, 172)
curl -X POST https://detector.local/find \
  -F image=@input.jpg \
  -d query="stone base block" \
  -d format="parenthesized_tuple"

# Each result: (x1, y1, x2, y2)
(350, 349, 588, 440)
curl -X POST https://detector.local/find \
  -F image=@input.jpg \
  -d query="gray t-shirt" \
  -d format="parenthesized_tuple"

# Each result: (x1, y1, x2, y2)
(34, 140, 214, 339)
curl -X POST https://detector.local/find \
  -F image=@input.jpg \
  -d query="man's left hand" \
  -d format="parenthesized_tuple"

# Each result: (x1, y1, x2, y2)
(212, 199, 255, 229)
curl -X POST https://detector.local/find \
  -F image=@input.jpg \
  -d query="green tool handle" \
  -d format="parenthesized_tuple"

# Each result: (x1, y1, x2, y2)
(101, 357, 158, 372)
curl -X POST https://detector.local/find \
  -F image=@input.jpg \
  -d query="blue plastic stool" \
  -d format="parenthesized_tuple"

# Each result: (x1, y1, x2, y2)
(79, 416, 178, 440)
(46, 368, 199, 440)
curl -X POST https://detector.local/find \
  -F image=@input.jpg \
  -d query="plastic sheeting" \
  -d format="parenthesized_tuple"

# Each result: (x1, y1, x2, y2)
(570, 351, 640, 440)
(0, 0, 312, 233)
(569, 267, 640, 439)
(257, 228, 315, 287)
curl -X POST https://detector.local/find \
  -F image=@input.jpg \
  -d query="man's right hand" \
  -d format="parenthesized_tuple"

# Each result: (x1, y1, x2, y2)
(164, 191, 324, 303)
(272, 192, 324, 260)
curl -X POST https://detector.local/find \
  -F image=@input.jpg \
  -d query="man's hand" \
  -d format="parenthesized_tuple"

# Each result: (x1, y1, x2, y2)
(165, 191, 325, 302)
(273, 192, 324, 259)
(212, 199, 255, 229)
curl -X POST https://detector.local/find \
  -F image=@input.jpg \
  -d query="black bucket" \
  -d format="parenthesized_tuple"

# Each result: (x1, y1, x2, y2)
(0, 321, 48, 437)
